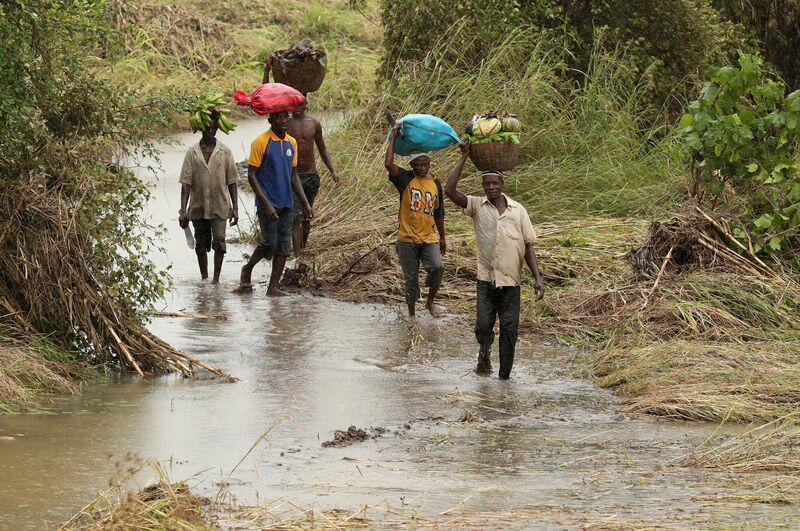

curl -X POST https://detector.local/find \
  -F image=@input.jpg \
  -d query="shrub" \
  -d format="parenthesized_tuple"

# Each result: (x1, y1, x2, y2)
(0, 0, 194, 371)
(676, 52, 800, 256)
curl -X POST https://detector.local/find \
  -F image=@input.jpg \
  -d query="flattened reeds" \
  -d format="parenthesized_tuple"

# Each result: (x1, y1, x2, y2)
(0, 170, 235, 381)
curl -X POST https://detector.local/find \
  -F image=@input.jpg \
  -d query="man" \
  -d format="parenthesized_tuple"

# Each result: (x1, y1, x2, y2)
(239, 111, 314, 296)
(178, 110, 239, 284)
(286, 100, 342, 257)
(445, 141, 545, 379)
(385, 122, 446, 318)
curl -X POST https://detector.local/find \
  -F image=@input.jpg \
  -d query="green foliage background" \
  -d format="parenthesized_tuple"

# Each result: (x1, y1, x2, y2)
(677, 53, 800, 256)
(380, 0, 745, 110)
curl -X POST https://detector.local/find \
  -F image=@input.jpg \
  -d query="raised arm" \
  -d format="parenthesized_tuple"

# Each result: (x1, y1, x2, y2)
(445, 140, 470, 209)
(262, 53, 273, 84)
(314, 120, 341, 188)
(384, 122, 401, 177)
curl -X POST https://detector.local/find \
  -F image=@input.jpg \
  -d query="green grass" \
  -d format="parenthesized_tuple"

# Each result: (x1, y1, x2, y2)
(94, 0, 381, 111)
(0, 330, 89, 413)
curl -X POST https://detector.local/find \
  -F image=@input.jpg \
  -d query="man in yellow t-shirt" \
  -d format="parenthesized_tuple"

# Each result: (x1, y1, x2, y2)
(385, 122, 446, 317)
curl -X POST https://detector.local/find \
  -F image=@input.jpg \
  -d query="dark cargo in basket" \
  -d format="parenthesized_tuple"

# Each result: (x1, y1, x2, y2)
(264, 38, 327, 95)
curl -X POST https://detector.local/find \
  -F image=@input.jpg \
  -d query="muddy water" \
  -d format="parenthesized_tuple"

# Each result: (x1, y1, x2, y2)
(1, 117, 798, 529)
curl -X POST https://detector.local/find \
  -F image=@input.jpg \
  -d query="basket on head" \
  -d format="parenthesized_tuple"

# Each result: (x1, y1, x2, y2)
(271, 57, 326, 94)
(468, 141, 520, 172)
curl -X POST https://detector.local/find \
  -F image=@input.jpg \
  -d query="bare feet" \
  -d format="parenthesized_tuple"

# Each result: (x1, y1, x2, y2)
(266, 288, 288, 297)
(425, 301, 441, 318)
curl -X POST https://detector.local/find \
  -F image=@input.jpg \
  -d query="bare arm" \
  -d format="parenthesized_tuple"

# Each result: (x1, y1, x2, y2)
(262, 53, 272, 84)
(228, 183, 239, 225)
(445, 140, 470, 209)
(384, 122, 401, 177)
(179, 184, 191, 228)
(248, 165, 278, 220)
(435, 216, 446, 255)
(291, 167, 314, 220)
(525, 243, 546, 300)
(314, 120, 341, 188)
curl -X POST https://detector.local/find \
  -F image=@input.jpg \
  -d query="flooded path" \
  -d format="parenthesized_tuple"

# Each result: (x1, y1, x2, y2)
(1, 117, 798, 528)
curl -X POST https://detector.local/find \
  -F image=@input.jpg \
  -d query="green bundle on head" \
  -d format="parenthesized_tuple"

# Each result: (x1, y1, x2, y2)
(189, 92, 237, 134)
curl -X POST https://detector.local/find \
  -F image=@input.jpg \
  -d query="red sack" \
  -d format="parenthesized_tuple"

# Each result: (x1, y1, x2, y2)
(233, 83, 306, 115)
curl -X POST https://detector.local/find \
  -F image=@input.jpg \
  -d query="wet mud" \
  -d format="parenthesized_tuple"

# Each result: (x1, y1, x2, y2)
(0, 117, 799, 529)
(322, 426, 387, 448)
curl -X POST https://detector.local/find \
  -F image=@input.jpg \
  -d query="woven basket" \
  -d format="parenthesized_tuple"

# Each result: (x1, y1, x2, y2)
(271, 58, 327, 94)
(469, 140, 520, 172)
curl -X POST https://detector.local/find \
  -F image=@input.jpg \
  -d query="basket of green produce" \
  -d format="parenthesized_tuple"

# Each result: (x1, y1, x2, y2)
(463, 111, 521, 172)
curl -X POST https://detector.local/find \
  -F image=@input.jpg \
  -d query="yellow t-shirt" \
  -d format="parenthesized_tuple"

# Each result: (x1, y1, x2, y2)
(389, 168, 444, 244)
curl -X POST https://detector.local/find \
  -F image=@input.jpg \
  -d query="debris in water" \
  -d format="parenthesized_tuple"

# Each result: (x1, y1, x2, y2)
(322, 426, 385, 448)
(232, 284, 253, 294)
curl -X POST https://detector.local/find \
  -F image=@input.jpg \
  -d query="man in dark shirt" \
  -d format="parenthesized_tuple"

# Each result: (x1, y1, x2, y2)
(385, 122, 446, 317)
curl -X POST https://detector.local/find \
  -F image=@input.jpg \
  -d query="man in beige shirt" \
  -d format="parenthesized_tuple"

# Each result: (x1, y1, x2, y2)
(178, 110, 239, 283)
(445, 141, 545, 379)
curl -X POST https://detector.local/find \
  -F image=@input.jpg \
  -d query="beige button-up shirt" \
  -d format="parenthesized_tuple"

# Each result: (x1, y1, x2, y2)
(464, 194, 536, 287)
(179, 141, 237, 220)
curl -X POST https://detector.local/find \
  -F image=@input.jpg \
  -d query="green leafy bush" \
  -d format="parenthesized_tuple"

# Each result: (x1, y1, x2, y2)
(0, 0, 189, 368)
(676, 52, 800, 255)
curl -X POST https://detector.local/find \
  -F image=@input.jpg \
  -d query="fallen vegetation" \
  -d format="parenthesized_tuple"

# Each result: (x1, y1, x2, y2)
(0, 331, 85, 413)
(0, 0, 235, 412)
(278, 28, 800, 426)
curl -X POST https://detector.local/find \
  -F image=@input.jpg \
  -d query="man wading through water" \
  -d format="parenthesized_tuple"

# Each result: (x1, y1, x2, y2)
(286, 99, 342, 257)
(239, 111, 314, 296)
(179, 110, 239, 283)
(445, 140, 545, 379)
(385, 122, 446, 318)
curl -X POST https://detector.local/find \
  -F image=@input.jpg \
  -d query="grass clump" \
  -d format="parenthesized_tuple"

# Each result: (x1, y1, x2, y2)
(0, 330, 88, 413)
(595, 340, 800, 422)
(96, 0, 381, 111)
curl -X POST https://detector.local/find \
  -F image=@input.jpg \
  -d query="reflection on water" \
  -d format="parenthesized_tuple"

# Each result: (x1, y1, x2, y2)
(0, 116, 798, 529)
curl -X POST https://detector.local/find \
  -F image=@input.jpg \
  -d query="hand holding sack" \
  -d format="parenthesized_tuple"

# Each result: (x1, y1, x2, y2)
(388, 114, 461, 156)
(233, 83, 307, 115)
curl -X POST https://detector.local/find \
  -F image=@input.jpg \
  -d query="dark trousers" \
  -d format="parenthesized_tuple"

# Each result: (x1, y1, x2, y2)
(395, 241, 443, 306)
(475, 280, 521, 378)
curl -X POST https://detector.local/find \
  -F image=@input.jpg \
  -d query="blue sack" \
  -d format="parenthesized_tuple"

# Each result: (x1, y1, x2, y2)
(388, 114, 461, 156)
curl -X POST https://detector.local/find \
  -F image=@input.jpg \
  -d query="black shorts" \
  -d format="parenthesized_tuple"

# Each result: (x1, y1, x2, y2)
(192, 218, 226, 253)
(293, 172, 320, 222)
(255, 206, 293, 259)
